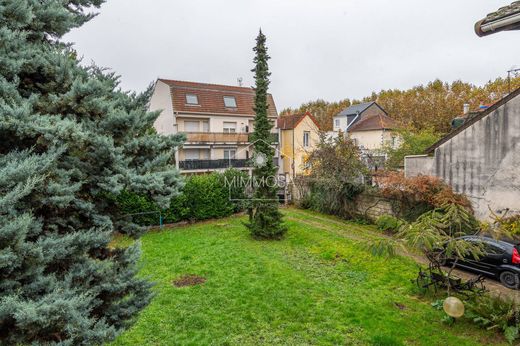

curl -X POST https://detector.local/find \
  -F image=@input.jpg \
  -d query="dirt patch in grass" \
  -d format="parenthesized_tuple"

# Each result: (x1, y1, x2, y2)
(394, 302, 407, 310)
(173, 274, 206, 287)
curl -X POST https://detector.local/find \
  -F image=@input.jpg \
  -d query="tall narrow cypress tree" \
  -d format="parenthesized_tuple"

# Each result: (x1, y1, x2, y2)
(0, 1, 184, 344)
(246, 30, 287, 239)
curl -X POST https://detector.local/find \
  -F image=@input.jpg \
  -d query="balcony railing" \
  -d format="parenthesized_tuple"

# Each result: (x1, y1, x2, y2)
(179, 158, 280, 170)
(179, 159, 252, 170)
(184, 132, 249, 143)
(182, 132, 279, 144)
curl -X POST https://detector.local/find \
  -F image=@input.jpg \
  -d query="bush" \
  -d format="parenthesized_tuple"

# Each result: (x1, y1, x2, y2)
(383, 129, 441, 170)
(379, 172, 472, 221)
(465, 294, 520, 344)
(184, 173, 234, 220)
(116, 169, 248, 225)
(221, 168, 249, 212)
(115, 191, 162, 226)
(297, 177, 364, 219)
(376, 215, 403, 233)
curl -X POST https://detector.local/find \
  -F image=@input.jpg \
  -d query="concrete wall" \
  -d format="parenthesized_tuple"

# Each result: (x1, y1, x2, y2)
(406, 93, 520, 220)
(404, 155, 434, 178)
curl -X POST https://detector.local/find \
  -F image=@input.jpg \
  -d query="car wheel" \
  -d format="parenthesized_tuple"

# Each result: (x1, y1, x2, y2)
(499, 271, 520, 289)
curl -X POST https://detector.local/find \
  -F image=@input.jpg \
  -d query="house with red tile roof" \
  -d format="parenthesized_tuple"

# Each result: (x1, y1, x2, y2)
(149, 78, 280, 173)
(333, 102, 399, 169)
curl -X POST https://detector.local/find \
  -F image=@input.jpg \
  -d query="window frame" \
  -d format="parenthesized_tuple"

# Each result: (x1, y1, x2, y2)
(223, 96, 237, 108)
(202, 120, 209, 132)
(303, 131, 310, 147)
(184, 149, 200, 161)
(184, 120, 200, 132)
(223, 121, 237, 133)
(185, 94, 199, 105)
(223, 149, 236, 160)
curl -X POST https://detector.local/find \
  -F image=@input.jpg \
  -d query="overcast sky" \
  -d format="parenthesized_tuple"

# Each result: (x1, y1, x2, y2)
(64, 0, 520, 110)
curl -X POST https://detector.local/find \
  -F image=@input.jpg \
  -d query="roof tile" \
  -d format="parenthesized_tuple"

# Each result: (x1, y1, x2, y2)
(158, 79, 278, 117)
(336, 102, 377, 117)
(347, 113, 397, 132)
(277, 112, 320, 130)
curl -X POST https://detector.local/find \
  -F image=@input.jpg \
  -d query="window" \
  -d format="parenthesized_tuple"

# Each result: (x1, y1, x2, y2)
(185, 94, 199, 105)
(484, 243, 505, 255)
(202, 121, 209, 132)
(223, 122, 237, 133)
(303, 131, 310, 147)
(184, 149, 200, 160)
(184, 121, 200, 132)
(223, 96, 237, 108)
(224, 149, 236, 160)
(335, 119, 340, 127)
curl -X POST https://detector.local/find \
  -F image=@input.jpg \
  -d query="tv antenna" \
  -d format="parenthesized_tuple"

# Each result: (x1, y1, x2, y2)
(507, 66, 520, 93)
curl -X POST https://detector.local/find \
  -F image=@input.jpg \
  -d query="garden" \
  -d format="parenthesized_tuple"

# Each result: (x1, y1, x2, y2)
(2, 1, 520, 345)
(110, 208, 505, 346)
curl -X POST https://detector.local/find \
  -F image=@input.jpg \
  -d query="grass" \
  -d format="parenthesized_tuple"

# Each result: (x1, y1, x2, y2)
(111, 207, 504, 345)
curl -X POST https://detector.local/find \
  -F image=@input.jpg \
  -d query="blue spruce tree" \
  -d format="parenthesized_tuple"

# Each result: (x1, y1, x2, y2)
(0, 1, 184, 344)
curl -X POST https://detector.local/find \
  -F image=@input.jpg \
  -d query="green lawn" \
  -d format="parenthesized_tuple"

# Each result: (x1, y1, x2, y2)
(111, 208, 503, 345)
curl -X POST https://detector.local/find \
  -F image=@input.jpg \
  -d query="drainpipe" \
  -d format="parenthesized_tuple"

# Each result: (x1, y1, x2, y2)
(173, 114, 180, 170)
(292, 128, 295, 180)
(476, 13, 520, 37)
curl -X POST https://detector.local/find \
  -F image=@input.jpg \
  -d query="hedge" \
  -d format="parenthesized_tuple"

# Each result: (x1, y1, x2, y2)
(116, 169, 248, 226)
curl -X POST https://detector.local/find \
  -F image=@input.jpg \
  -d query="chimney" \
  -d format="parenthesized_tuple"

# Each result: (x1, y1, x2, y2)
(463, 103, 470, 115)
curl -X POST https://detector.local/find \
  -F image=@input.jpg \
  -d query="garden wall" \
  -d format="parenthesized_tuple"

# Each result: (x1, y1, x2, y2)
(352, 193, 397, 221)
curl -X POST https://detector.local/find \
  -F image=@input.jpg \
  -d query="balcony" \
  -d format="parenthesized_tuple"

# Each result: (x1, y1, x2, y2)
(184, 132, 249, 143)
(179, 159, 252, 170)
(182, 132, 279, 144)
(179, 158, 280, 171)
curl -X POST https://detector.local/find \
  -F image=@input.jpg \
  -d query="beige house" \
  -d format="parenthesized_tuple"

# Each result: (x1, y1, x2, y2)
(333, 101, 399, 170)
(150, 79, 280, 173)
(277, 112, 320, 179)
(348, 113, 399, 151)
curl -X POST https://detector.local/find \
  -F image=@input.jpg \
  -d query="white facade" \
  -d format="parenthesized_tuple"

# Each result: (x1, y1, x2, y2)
(150, 80, 176, 135)
(149, 80, 280, 174)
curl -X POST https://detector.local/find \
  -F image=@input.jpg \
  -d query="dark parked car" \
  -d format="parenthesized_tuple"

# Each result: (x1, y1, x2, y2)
(441, 235, 520, 289)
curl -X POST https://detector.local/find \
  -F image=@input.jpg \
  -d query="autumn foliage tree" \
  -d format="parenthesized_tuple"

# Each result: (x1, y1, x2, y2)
(281, 76, 520, 134)
(297, 134, 368, 218)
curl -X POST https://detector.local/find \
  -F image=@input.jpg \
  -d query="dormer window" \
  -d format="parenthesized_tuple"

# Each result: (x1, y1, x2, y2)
(223, 96, 237, 108)
(186, 94, 199, 105)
